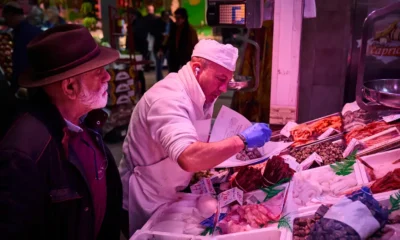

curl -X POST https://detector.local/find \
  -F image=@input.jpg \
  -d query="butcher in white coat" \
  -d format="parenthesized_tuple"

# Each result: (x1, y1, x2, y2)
(119, 39, 272, 236)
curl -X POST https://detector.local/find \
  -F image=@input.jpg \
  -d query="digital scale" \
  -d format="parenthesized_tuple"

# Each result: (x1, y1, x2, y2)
(206, 0, 263, 29)
(206, 0, 264, 91)
(218, 4, 246, 25)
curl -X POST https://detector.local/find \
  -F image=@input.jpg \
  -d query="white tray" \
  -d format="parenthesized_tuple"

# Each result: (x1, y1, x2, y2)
(141, 193, 202, 231)
(131, 229, 207, 240)
(131, 226, 288, 240)
(137, 187, 291, 240)
(284, 161, 367, 215)
(358, 148, 400, 183)
(214, 227, 288, 240)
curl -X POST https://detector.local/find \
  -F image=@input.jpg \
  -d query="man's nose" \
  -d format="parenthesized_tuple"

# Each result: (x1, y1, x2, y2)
(103, 69, 111, 82)
(219, 83, 228, 93)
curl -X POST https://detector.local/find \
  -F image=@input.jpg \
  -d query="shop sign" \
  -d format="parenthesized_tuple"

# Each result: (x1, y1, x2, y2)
(364, 16, 400, 64)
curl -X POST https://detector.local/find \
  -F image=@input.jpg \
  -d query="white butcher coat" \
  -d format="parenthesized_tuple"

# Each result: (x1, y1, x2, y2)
(119, 63, 214, 235)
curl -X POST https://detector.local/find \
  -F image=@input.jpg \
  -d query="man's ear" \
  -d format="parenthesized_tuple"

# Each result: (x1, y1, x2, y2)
(191, 62, 201, 71)
(191, 62, 201, 77)
(61, 78, 79, 100)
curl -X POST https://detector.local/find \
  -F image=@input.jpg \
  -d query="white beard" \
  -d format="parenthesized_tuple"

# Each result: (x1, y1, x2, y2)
(78, 84, 108, 109)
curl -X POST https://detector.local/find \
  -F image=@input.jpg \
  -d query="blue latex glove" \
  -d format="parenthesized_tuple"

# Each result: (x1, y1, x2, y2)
(239, 123, 272, 148)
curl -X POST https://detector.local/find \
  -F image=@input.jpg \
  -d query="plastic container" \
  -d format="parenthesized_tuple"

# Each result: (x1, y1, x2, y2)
(141, 193, 202, 231)
(357, 127, 400, 157)
(271, 112, 344, 149)
(136, 189, 291, 240)
(214, 227, 288, 240)
(357, 148, 400, 183)
(131, 226, 288, 240)
(130, 229, 207, 240)
(287, 135, 346, 169)
(284, 161, 366, 215)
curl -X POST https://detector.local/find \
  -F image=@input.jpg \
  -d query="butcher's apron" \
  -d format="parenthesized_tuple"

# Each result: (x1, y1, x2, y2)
(127, 118, 211, 235)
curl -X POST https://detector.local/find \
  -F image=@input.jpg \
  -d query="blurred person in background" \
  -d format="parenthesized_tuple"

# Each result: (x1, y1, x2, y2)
(2, 2, 42, 94)
(143, 3, 156, 72)
(126, 9, 148, 61)
(143, 3, 156, 29)
(43, 6, 66, 29)
(162, 7, 198, 73)
(151, 10, 172, 81)
(27, 5, 44, 28)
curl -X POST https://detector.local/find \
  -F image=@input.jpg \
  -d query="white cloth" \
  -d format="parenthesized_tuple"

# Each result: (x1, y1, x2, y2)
(191, 39, 238, 71)
(119, 63, 214, 235)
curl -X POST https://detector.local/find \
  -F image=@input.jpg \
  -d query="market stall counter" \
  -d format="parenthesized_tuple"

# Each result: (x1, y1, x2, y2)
(129, 100, 400, 240)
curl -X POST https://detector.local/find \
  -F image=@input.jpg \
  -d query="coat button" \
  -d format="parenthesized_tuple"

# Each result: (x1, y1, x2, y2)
(84, 207, 89, 212)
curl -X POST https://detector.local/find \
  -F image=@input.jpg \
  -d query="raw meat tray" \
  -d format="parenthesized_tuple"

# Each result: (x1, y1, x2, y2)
(132, 186, 291, 240)
(357, 148, 400, 192)
(271, 113, 344, 149)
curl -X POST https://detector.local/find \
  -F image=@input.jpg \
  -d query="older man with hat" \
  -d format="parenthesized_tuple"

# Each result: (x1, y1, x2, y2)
(0, 24, 122, 240)
(119, 39, 272, 236)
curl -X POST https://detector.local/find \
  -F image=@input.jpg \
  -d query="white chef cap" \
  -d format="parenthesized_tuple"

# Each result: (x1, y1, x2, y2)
(191, 39, 238, 71)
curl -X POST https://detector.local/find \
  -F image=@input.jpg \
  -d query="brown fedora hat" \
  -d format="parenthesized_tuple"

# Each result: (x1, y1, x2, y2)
(19, 24, 120, 88)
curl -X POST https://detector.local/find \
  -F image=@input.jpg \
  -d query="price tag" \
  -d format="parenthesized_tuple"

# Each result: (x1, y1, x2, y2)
(218, 187, 243, 207)
(210, 170, 230, 184)
(341, 101, 360, 115)
(190, 178, 216, 195)
(282, 155, 301, 172)
(280, 121, 298, 138)
(300, 152, 323, 170)
(343, 138, 361, 158)
(317, 127, 338, 140)
(383, 114, 400, 123)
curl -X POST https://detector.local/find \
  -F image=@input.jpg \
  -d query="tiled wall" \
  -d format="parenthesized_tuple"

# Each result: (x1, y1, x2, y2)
(298, 0, 352, 122)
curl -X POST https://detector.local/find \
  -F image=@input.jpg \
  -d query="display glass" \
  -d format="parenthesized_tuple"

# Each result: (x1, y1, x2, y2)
(219, 4, 246, 25)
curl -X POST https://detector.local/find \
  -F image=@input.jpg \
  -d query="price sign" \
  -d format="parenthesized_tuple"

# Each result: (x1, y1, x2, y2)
(280, 121, 298, 138)
(383, 114, 400, 123)
(218, 187, 243, 207)
(190, 178, 216, 195)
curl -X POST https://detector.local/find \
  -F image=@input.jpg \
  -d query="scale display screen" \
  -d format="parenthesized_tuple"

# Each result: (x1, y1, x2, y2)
(218, 4, 246, 25)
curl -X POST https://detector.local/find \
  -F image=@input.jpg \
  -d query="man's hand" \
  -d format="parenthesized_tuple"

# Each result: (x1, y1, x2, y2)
(238, 123, 272, 148)
(178, 136, 244, 172)
(178, 123, 271, 172)
(157, 50, 164, 58)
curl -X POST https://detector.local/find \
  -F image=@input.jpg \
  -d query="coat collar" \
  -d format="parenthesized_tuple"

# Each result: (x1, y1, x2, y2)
(27, 92, 107, 143)
(65, 119, 84, 133)
(177, 63, 208, 115)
